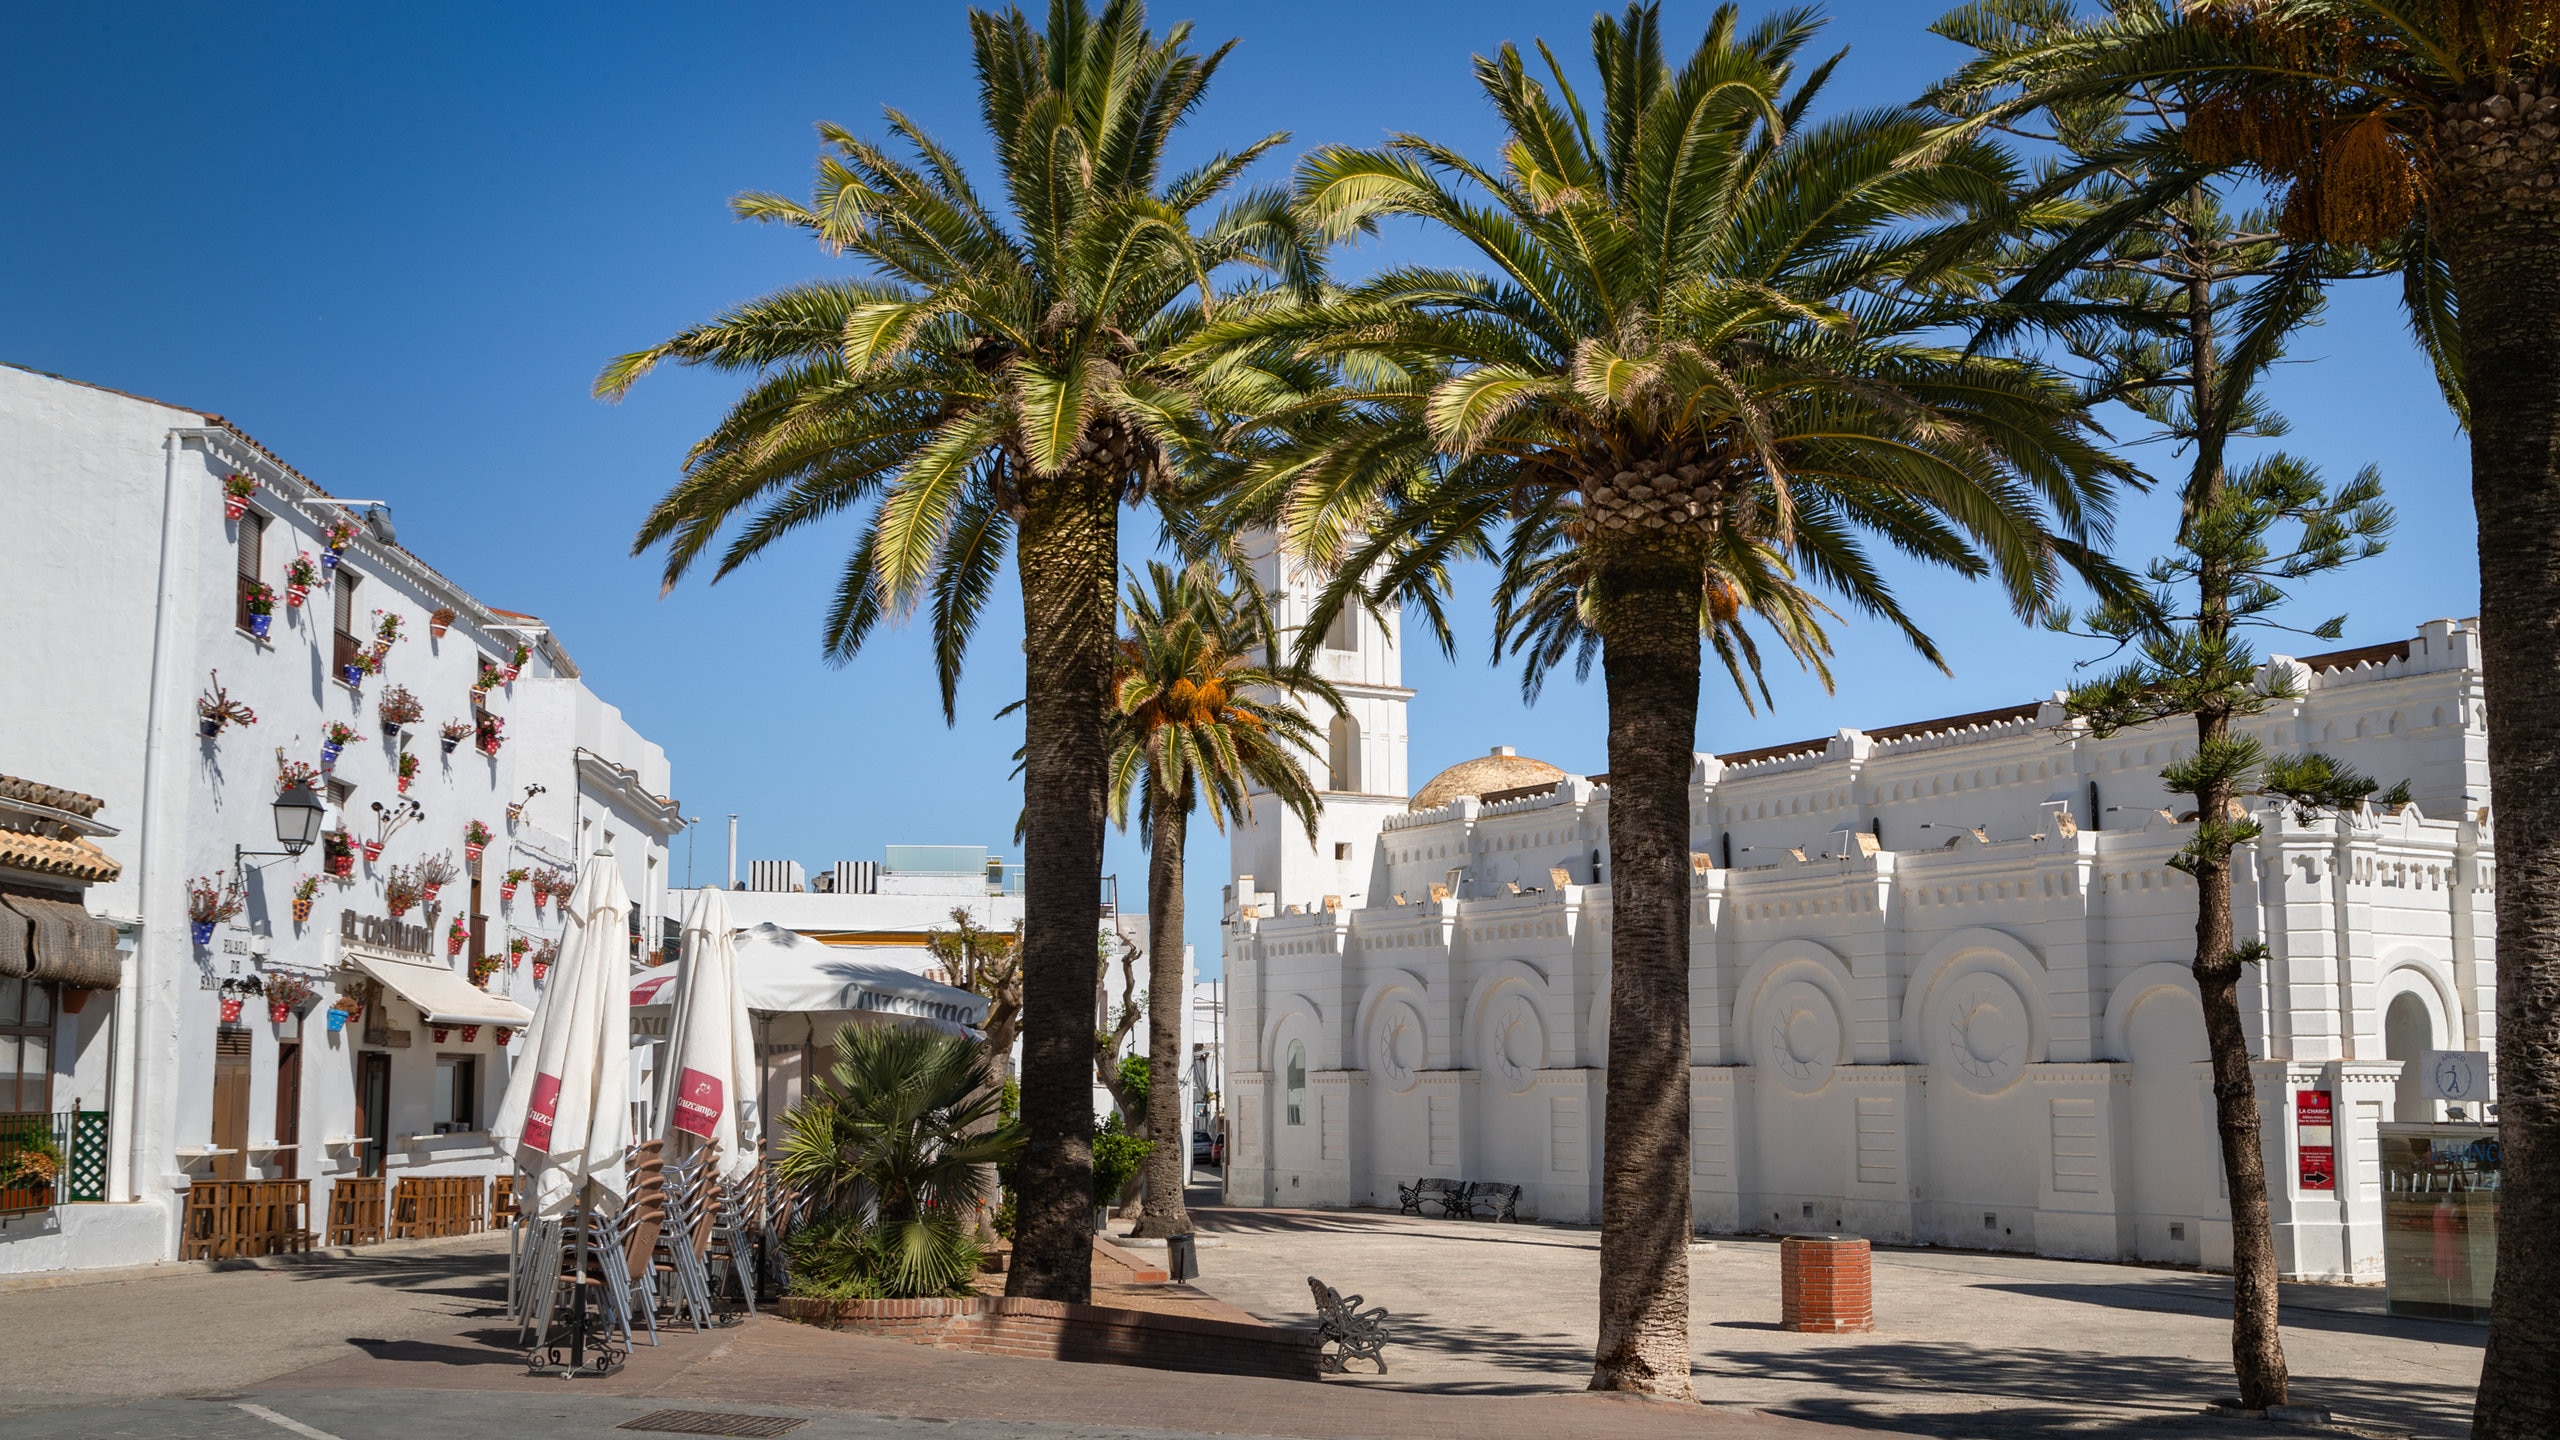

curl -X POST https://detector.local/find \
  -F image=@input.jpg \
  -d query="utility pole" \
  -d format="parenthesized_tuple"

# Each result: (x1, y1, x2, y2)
(682, 816, 700, 889)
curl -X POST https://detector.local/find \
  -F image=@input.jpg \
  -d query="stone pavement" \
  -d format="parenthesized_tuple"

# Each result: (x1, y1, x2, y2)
(1184, 1204, 2480, 1439)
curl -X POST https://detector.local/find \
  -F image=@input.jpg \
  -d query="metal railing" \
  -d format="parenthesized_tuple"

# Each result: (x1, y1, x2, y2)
(0, 1110, 109, 1212)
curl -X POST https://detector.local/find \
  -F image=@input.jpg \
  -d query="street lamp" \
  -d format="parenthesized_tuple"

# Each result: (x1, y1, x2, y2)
(239, 782, 328, 870)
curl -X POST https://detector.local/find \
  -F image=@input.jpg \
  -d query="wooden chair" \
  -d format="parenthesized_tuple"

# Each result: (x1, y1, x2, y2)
(328, 1177, 385, 1245)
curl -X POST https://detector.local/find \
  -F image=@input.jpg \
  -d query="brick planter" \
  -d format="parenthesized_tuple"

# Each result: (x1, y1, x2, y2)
(1779, 1236, 1873, 1333)
(780, 1294, 1323, 1381)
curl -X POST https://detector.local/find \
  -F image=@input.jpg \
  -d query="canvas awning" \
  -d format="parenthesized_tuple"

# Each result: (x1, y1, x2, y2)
(348, 949, 534, 1027)
(0, 889, 121, 989)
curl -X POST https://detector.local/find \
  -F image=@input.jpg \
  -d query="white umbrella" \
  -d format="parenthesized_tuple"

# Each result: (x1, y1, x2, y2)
(655, 887, 761, 1181)
(493, 849, 632, 1219)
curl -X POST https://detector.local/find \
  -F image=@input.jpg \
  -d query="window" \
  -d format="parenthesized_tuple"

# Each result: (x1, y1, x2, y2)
(1284, 1039, 1306, 1127)
(332, 571, 363, 682)
(1327, 715, 1362, 793)
(433, 1055, 478, 1133)
(1323, 605, 1358, 653)
(0, 979, 51, 1113)
(233, 510, 267, 632)
(1334, 842, 1352, 861)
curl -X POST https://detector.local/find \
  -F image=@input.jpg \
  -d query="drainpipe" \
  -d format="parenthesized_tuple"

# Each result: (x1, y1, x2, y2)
(120, 431, 190, 1204)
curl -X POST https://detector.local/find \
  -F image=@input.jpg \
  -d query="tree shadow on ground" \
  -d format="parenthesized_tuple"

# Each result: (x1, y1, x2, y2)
(1973, 1279, 2483, 1348)
(340, 1329, 535, 1369)
(1193, 1206, 1599, 1256)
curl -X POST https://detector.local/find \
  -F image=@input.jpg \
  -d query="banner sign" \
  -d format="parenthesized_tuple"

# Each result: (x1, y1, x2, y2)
(2418, 1050, 2492, 1103)
(2296, 1089, 2335, 1191)
(522, 1072, 562, 1153)
(671, 1068, 724, 1139)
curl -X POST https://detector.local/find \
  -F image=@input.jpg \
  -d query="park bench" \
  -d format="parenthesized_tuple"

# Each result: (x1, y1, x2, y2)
(1307, 1275, 1390, 1374)
(1462, 1181, 1521, 1222)
(1395, 1177, 1469, 1218)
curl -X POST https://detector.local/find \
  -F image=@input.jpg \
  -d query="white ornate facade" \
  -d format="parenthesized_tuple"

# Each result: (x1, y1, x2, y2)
(1222, 602, 2495, 1283)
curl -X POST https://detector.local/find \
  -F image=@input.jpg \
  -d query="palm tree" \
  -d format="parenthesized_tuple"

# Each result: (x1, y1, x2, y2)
(598, 0, 1315, 1304)
(1105, 560, 1336, 1237)
(1207, 2, 2131, 1396)
(1927, 7, 2560, 1430)
(776, 1022, 1021, 1298)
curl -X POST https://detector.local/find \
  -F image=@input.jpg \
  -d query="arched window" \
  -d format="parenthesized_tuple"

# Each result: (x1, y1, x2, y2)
(1328, 715, 1362, 793)
(1285, 1040, 1307, 1126)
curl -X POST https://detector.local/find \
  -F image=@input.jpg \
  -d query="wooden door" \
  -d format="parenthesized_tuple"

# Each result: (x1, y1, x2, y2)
(357, 1051, 390, 1178)
(212, 1029, 252, 1181)
(274, 1042, 302, 1179)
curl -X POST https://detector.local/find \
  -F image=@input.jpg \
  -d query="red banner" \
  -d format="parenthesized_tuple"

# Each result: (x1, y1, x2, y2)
(522, 1072, 563, 1153)
(671, 1067, 723, 1139)
(2296, 1089, 2335, 1191)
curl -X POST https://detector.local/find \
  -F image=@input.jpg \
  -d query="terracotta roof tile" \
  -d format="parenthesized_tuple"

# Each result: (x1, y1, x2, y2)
(0, 775, 105, 818)
(0, 828, 122, 886)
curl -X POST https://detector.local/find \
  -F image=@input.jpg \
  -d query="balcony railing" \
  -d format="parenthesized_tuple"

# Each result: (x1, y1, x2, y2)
(0, 1110, 109, 1213)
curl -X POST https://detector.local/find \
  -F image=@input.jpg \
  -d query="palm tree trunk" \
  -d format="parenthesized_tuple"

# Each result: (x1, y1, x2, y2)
(2440, 164, 2560, 1439)
(1006, 475, 1117, 1305)
(1589, 555, 1700, 1399)
(1134, 787, 1194, 1238)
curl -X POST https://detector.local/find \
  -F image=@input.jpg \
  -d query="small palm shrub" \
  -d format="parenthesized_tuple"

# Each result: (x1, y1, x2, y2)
(776, 1022, 1019, 1299)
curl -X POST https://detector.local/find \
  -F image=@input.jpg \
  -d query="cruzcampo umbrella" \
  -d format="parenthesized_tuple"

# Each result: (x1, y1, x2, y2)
(655, 886, 761, 1181)
(493, 848, 632, 1220)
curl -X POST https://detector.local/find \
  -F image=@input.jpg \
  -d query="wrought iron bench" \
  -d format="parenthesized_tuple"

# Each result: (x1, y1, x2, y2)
(1462, 1181, 1521, 1222)
(1395, 1177, 1469, 1218)
(1307, 1275, 1390, 1374)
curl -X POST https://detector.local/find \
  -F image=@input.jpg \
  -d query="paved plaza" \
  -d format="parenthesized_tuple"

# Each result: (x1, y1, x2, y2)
(0, 1197, 2483, 1440)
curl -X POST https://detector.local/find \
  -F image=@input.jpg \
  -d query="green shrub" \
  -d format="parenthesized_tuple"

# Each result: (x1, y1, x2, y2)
(1092, 1112, 1152, 1205)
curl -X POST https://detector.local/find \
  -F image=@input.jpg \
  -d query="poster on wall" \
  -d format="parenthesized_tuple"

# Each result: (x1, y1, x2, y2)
(2297, 1089, 2336, 1191)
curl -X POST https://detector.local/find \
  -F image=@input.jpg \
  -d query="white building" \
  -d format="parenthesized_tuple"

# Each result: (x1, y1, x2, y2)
(0, 361, 680, 1273)
(1223, 555, 2494, 1282)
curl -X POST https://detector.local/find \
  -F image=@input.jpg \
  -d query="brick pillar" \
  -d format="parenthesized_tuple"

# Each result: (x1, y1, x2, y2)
(1779, 1235, 1874, 1333)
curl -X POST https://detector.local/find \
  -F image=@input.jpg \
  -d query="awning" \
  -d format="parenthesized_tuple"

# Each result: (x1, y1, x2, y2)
(630, 923, 985, 1028)
(0, 889, 121, 989)
(348, 949, 534, 1027)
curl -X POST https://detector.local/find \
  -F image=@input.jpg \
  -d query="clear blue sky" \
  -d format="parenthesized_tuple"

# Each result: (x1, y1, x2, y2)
(1, 2, 2475, 975)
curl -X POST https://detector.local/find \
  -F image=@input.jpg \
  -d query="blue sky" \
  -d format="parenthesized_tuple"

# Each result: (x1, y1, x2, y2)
(1, 2, 2475, 974)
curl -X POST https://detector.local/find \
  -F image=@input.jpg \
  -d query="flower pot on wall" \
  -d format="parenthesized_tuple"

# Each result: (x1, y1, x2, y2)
(320, 551, 341, 574)
(223, 496, 249, 522)
(360, 839, 383, 863)
(431, 1026, 449, 1044)
(326, 1009, 348, 1034)
(463, 843, 484, 867)
(199, 718, 221, 739)
(320, 742, 343, 767)
(286, 583, 308, 609)
(190, 921, 214, 946)
(269, 1002, 291, 1024)
(249, 614, 272, 640)
(218, 997, 244, 1024)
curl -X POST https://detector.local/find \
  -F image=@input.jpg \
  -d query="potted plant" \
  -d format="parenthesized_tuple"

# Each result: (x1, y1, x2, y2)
(416, 851, 457, 908)
(473, 712, 506, 757)
(322, 831, 356, 879)
(503, 641, 531, 684)
(446, 918, 467, 956)
(327, 995, 361, 1033)
(284, 552, 319, 608)
(427, 606, 456, 641)
(242, 580, 277, 639)
(475, 654, 504, 694)
(291, 874, 321, 927)
(319, 719, 362, 768)
(221, 472, 258, 521)
(187, 874, 243, 946)
(275, 753, 320, 795)
(320, 515, 360, 571)
(263, 973, 317, 1025)
(366, 797, 420, 865)
(0, 1134, 63, 1201)
(396, 750, 420, 792)
(508, 934, 530, 969)
(468, 953, 500, 988)
(493, 1026, 513, 1045)
(381, 865, 422, 918)
(377, 684, 423, 734)
(462, 820, 491, 867)
(438, 717, 471, 755)
(500, 867, 527, 904)
(197, 672, 257, 738)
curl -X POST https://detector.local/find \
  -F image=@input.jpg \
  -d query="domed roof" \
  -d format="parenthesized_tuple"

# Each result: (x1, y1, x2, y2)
(1411, 746, 1566, 812)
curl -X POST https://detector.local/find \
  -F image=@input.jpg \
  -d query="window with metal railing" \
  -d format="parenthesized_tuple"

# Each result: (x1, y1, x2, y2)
(0, 1110, 108, 1212)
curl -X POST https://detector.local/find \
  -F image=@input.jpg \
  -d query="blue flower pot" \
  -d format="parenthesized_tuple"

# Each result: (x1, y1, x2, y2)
(190, 921, 214, 947)
(320, 551, 341, 573)
(320, 742, 343, 767)
(249, 613, 272, 640)
(326, 1009, 348, 1033)
(340, 665, 362, 687)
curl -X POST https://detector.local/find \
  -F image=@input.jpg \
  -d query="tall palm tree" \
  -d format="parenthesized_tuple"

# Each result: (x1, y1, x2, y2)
(1206, 2, 2131, 1396)
(598, 0, 1315, 1304)
(1105, 560, 1336, 1237)
(1927, 7, 2560, 1430)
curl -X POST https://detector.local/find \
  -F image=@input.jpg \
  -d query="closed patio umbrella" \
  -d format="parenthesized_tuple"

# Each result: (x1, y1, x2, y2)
(493, 849, 632, 1219)
(655, 886, 760, 1180)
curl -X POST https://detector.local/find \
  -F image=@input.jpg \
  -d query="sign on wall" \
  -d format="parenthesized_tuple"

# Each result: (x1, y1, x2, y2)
(2296, 1089, 2336, 1192)
(2418, 1050, 2492, 1104)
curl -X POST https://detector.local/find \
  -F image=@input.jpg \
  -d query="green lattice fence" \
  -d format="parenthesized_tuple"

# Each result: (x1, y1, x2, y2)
(0, 1110, 107, 1209)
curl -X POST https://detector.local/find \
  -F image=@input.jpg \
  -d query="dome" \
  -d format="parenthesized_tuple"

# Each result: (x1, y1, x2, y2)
(1410, 746, 1566, 812)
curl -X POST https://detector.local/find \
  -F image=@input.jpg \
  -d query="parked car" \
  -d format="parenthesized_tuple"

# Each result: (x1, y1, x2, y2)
(1193, 1129, 1224, 1166)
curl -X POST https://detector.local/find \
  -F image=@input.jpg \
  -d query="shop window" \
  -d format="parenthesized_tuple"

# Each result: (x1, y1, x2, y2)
(433, 1054, 478, 1133)
(233, 510, 267, 633)
(1284, 1039, 1306, 1127)
(0, 979, 51, 1114)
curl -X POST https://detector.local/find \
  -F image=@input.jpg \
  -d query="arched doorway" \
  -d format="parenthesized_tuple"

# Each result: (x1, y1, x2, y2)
(2384, 991, 2435, 1122)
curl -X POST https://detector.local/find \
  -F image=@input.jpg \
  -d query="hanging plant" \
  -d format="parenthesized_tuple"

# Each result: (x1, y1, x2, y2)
(501, 867, 527, 903)
(262, 972, 317, 1023)
(377, 684, 424, 731)
(473, 712, 506, 757)
(447, 918, 468, 956)
(284, 552, 319, 608)
(396, 750, 420, 792)
(474, 654, 504, 695)
(427, 606, 456, 641)
(531, 937, 558, 982)
(187, 875, 244, 945)
(197, 671, 257, 738)
(319, 516, 361, 571)
(415, 850, 457, 908)
(242, 580, 278, 639)
(507, 934, 530, 968)
(291, 874, 321, 927)
(221, 472, 258, 521)
(275, 753, 320, 796)
(374, 610, 405, 647)
(504, 641, 530, 684)
(381, 865, 423, 918)
(438, 717, 471, 755)
(462, 819, 491, 868)
(468, 953, 500, 988)
(322, 831, 356, 879)
(319, 719, 362, 767)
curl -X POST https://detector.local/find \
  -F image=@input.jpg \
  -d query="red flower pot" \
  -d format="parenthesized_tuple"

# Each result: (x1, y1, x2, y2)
(223, 496, 248, 521)
(532, 962, 549, 983)
(422, 884, 442, 908)
(219, 997, 244, 1024)
(269, 1002, 291, 1024)
(327, 852, 354, 878)
(361, 839, 383, 863)
(431, 1026, 449, 1044)
(463, 843, 484, 866)
(285, 583, 308, 609)
(459, 1025, 480, 1043)
(396, 775, 411, 794)
(499, 882, 517, 903)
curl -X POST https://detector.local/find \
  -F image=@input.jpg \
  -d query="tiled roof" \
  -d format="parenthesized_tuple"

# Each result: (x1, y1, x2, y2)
(0, 828, 122, 886)
(0, 775, 104, 818)
(2296, 639, 2414, 673)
